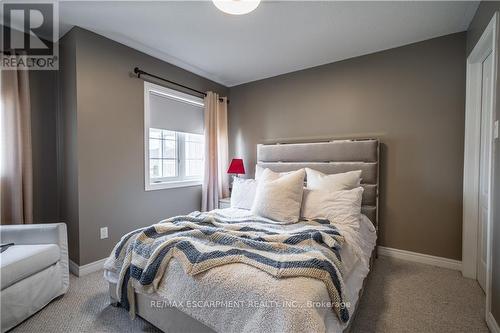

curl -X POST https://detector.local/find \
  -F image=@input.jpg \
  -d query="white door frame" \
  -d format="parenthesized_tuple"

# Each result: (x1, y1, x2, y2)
(462, 11, 498, 331)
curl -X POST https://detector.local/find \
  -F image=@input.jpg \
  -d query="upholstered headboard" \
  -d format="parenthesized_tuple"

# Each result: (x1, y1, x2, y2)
(256, 139, 380, 229)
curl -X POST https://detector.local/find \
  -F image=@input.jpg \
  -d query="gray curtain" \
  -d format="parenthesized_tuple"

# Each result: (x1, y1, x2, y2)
(201, 92, 229, 211)
(1, 69, 33, 224)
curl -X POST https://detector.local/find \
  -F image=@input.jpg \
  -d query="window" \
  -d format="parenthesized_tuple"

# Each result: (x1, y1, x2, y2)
(144, 82, 204, 190)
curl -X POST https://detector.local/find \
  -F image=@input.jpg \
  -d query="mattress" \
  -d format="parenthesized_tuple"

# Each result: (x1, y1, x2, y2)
(105, 208, 376, 333)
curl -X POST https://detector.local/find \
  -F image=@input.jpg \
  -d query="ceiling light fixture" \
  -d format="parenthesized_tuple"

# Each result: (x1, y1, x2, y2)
(212, 0, 261, 15)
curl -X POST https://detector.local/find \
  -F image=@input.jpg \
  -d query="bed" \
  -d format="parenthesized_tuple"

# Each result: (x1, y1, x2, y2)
(104, 138, 379, 333)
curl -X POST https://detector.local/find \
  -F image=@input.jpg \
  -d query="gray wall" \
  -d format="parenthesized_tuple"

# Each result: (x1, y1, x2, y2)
(30, 70, 59, 223)
(229, 32, 466, 260)
(59, 30, 80, 263)
(467, 1, 500, 324)
(60, 27, 228, 265)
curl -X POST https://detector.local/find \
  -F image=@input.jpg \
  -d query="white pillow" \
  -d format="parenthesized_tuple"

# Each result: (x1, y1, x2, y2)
(300, 187, 364, 225)
(251, 168, 306, 223)
(230, 178, 257, 210)
(306, 168, 362, 191)
(255, 165, 292, 180)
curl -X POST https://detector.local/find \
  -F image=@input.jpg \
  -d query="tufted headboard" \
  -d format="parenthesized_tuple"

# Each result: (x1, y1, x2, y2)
(256, 139, 380, 229)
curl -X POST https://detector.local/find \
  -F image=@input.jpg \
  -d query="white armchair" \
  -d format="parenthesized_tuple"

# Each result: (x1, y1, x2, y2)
(0, 223, 69, 332)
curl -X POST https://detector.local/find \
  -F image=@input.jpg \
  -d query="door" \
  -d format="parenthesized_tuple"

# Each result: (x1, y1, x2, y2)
(477, 51, 493, 292)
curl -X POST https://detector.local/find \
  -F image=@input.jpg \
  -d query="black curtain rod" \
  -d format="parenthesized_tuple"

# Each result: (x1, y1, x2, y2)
(133, 67, 228, 103)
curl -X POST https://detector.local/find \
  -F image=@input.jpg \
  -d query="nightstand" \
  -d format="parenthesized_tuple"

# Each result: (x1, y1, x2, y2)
(219, 197, 231, 209)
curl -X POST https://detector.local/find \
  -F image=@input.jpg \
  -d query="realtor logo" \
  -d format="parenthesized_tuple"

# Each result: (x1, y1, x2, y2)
(1, 2, 59, 70)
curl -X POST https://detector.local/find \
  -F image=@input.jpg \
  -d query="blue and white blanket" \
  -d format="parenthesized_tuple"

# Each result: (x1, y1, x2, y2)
(104, 211, 351, 323)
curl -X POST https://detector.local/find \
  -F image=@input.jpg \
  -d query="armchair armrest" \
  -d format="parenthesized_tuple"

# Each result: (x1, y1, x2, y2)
(0, 223, 68, 248)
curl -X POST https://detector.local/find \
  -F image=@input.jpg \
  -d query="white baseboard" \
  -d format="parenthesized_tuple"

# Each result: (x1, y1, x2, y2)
(69, 258, 107, 277)
(488, 312, 500, 333)
(377, 246, 462, 271)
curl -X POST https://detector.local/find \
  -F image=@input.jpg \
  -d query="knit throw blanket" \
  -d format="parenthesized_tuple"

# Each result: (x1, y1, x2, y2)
(104, 211, 351, 323)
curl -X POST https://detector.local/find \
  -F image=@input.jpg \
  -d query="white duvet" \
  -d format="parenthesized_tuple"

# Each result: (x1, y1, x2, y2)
(105, 208, 376, 333)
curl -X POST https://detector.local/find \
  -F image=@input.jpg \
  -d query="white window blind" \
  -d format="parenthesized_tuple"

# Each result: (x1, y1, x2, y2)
(149, 91, 204, 135)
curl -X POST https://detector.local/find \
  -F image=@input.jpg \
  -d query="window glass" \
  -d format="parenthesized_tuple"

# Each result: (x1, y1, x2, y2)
(148, 128, 204, 184)
(184, 133, 204, 178)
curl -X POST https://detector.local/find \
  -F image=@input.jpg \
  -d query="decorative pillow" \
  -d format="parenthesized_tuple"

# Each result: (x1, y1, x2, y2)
(306, 168, 362, 191)
(230, 178, 257, 210)
(300, 187, 364, 225)
(251, 168, 306, 223)
(255, 165, 292, 180)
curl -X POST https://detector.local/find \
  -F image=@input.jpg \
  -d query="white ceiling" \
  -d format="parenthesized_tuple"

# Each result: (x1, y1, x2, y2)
(55, 1, 479, 86)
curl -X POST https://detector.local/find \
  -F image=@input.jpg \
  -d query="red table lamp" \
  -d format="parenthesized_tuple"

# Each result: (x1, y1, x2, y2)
(227, 158, 245, 177)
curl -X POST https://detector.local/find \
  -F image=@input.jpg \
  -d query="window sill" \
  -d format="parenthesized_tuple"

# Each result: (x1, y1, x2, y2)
(145, 180, 202, 191)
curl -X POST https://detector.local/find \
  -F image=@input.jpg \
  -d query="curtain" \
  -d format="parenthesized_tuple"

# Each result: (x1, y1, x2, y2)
(201, 92, 229, 211)
(1, 69, 33, 225)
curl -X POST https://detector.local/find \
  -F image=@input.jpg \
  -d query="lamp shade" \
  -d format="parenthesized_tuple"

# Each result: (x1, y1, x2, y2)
(227, 158, 245, 174)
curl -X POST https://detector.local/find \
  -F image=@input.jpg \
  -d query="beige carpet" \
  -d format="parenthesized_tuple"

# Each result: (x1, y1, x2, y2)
(351, 257, 489, 332)
(11, 257, 489, 333)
